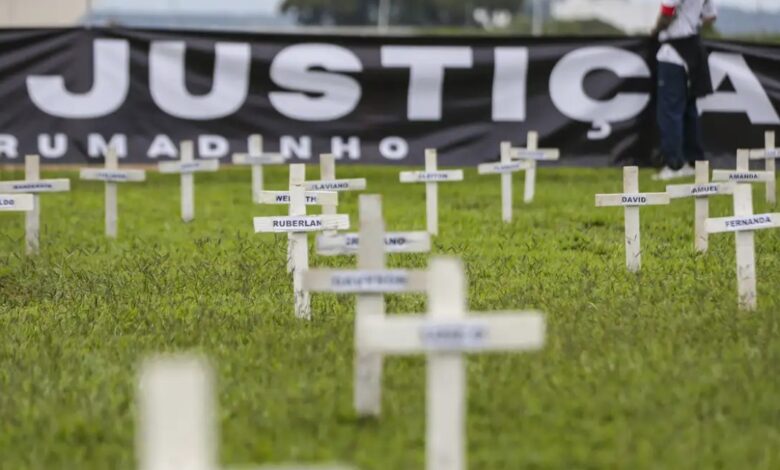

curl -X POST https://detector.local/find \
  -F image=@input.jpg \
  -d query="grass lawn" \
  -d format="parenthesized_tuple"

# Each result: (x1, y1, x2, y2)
(1, 165, 779, 469)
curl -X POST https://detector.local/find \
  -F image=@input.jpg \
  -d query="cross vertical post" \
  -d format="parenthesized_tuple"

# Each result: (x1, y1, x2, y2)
(181, 141, 195, 223)
(426, 258, 466, 470)
(138, 356, 216, 470)
(105, 147, 119, 238)
(524, 131, 538, 204)
(289, 164, 311, 320)
(694, 161, 709, 252)
(24, 155, 40, 253)
(425, 149, 439, 235)
(500, 142, 513, 222)
(733, 185, 757, 310)
(623, 167, 641, 271)
(354, 195, 386, 416)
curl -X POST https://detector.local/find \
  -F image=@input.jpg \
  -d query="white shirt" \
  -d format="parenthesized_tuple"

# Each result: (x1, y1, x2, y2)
(656, 0, 718, 67)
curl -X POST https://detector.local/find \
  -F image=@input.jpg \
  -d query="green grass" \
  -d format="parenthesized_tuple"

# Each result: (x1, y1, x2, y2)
(1, 165, 779, 470)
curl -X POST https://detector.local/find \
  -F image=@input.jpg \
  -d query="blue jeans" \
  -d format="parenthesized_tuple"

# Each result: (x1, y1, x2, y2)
(657, 61, 704, 170)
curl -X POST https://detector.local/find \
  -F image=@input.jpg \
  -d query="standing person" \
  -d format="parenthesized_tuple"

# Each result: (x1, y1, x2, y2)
(651, 0, 718, 181)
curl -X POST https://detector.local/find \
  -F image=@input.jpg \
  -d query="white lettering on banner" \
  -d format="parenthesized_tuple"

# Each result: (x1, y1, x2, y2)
(147, 134, 178, 159)
(88, 134, 127, 158)
(0, 135, 19, 158)
(328, 270, 411, 293)
(724, 215, 773, 230)
(379, 136, 408, 160)
(420, 323, 488, 351)
(549, 47, 651, 139)
(492, 47, 528, 121)
(38, 134, 67, 159)
(27, 39, 129, 119)
(280, 135, 312, 159)
(331, 136, 361, 160)
(198, 135, 229, 159)
(621, 195, 647, 204)
(381, 46, 473, 120)
(150, 42, 250, 120)
(270, 44, 363, 121)
(698, 53, 780, 125)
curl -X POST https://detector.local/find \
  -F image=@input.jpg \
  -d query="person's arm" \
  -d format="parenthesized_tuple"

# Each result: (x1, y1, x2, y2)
(702, 0, 718, 26)
(651, 1, 678, 37)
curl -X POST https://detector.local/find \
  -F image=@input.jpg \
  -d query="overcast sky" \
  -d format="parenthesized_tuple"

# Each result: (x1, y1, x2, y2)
(94, 0, 779, 14)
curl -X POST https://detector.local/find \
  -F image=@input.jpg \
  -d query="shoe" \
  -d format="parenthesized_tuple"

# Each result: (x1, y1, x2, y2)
(676, 163, 696, 178)
(652, 166, 678, 181)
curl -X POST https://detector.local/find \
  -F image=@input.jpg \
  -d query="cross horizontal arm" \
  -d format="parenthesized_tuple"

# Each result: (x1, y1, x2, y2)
(712, 170, 774, 182)
(509, 148, 560, 161)
(253, 214, 350, 233)
(357, 312, 545, 354)
(749, 148, 780, 160)
(0, 194, 34, 211)
(705, 213, 780, 234)
(232, 153, 286, 165)
(399, 170, 464, 183)
(257, 191, 338, 206)
(0, 179, 71, 193)
(595, 193, 670, 207)
(303, 269, 428, 293)
(316, 231, 431, 255)
(159, 159, 220, 174)
(477, 161, 530, 174)
(80, 169, 146, 182)
(305, 179, 367, 191)
(666, 182, 735, 199)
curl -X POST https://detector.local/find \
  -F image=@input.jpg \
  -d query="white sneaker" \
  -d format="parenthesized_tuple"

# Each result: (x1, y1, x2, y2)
(652, 166, 678, 181)
(676, 163, 696, 178)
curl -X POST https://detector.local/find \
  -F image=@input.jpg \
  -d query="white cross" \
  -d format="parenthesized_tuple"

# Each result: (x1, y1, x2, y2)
(509, 131, 560, 203)
(595, 166, 670, 272)
(748, 131, 778, 205)
(356, 257, 545, 470)
(303, 194, 428, 416)
(705, 184, 780, 310)
(138, 355, 356, 470)
(253, 164, 350, 320)
(0, 154, 70, 254)
(158, 141, 220, 223)
(231, 134, 286, 202)
(712, 149, 773, 187)
(80, 146, 146, 238)
(477, 141, 531, 222)
(666, 160, 735, 252)
(399, 149, 464, 235)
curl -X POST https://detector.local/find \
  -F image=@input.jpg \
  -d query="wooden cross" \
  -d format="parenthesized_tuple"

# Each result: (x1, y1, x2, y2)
(666, 160, 735, 252)
(254, 164, 350, 320)
(509, 131, 560, 203)
(595, 166, 670, 272)
(356, 257, 545, 470)
(158, 141, 220, 223)
(748, 131, 778, 205)
(231, 134, 285, 202)
(0, 155, 70, 254)
(477, 141, 531, 222)
(712, 149, 773, 189)
(705, 184, 780, 310)
(138, 355, 355, 470)
(303, 195, 428, 416)
(399, 149, 464, 235)
(80, 147, 146, 238)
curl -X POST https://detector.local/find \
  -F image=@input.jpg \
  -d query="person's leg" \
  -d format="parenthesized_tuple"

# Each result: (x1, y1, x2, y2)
(656, 62, 687, 170)
(683, 96, 705, 165)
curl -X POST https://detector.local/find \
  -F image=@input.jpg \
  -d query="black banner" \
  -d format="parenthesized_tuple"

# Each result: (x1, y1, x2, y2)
(0, 28, 778, 166)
